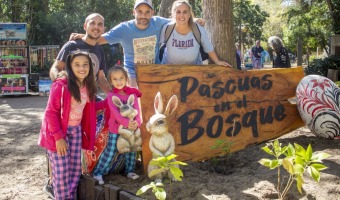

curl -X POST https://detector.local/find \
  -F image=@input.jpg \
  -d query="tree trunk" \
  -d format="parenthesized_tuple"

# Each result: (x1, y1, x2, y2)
(297, 36, 303, 66)
(202, 0, 236, 67)
(158, 0, 176, 18)
(325, 0, 340, 34)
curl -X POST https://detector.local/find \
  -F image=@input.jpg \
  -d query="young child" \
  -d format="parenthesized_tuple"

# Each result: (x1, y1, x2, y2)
(93, 66, 141, 184)
(38, 51, 97, 200)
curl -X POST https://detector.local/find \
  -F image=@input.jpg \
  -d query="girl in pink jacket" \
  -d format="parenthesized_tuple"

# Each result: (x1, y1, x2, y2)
(38, 51, 97, 200)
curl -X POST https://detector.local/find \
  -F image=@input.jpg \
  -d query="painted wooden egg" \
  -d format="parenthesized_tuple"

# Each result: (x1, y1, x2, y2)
(296, 75, 340, 139)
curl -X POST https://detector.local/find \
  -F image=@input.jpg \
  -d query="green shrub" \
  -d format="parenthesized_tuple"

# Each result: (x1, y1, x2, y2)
(304, 55, 340, 77)
(259, 139, 331, 200)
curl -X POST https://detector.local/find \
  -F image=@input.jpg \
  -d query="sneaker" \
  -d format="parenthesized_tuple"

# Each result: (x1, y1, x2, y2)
(43, 179, 55, 199)
(127, 172, 139, 180)
(94, 175, 104, 185)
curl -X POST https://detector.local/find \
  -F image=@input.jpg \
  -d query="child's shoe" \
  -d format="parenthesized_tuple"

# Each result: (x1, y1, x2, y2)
(127, 172, 139, 180)
(43, 178, 54, 199)
(94, 175, 104, 185)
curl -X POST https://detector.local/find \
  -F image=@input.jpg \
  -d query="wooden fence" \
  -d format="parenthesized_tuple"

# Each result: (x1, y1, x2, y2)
(77, 174, 143, 200)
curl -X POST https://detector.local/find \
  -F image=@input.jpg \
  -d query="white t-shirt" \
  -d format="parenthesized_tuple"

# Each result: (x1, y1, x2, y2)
(160, 23, 214, 65)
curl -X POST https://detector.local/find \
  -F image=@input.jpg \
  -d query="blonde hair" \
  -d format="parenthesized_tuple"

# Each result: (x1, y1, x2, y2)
(171, 0, 195, 26)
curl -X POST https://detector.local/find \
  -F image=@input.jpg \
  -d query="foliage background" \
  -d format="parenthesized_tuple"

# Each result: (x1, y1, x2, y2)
(0, 0, 338, 67)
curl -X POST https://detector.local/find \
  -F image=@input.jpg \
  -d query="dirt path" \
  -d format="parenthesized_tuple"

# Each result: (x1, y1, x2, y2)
(0, 94, 339, 200)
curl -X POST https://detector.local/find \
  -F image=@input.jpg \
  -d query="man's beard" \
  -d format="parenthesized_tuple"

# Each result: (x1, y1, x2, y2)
(87, 33, 101, 40)
(137, 18, 149, 26)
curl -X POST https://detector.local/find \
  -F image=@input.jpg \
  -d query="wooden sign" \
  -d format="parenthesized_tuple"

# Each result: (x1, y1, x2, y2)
(136, 65, 305, 172)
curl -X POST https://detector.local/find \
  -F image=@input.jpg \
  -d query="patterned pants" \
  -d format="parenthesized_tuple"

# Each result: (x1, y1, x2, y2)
(93, 133, 137, 176)
(48, 125, 82, 200)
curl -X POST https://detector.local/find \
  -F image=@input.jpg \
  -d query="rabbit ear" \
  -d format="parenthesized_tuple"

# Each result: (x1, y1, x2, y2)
(112, 96, 123, 108)
(127, 94, 135, 106)
(154, 92, 163, 114)
(164, 95, 178, 116)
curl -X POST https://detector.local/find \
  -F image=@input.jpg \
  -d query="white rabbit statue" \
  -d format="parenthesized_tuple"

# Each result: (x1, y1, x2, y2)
(146, 92, 179, 183)
(112, 94, 142, 153)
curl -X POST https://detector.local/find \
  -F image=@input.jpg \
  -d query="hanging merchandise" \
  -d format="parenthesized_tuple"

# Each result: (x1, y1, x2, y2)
(0, 23, 29, 95)
(29, 45, 60, 74)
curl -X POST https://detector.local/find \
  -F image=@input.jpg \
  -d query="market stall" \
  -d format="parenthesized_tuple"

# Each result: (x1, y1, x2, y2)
(0, 23, 29, 95)
(29, 45, 59, 95)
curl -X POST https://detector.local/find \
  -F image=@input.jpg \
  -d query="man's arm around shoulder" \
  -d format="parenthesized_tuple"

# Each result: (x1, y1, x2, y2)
(50, 60, 66, 81)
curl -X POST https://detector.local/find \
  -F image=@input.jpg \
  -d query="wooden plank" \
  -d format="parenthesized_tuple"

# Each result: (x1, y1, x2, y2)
(136, 65, 305, 173)
(119, 190, 142, 200)
(77, 175, 86, 200)
(104, 184, 121, 200)
(83, 174, 98, 200)
(94, 185, 105, 200)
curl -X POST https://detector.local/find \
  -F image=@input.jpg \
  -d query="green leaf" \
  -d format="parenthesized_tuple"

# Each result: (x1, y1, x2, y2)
(261, 146, 274, 155)
(296, 175, 304, 194)
(281, 146, 289, 155)
(166, 154, 178, 160)
(154, 188, 166, 200)
(282, 159, 294, 174)
(311, 152, 331, 161)
(170, 161, 188, 166)
(293, 163, 305, 174)
(308, 166, 321, 182)
(294, 155, 304, 166)
(136, 184, 154, 195)
(306, 144, 313, 161)
(148, 168, 165, 178)
(285, 143, 295, 156)
(294, 143, 306, 157)
(259, 158, 272, 168)
(155, 182, 164, 187)
(310, 163, 328, 171)
(170, 166, 184, 181)
(269, 159, 279, 169)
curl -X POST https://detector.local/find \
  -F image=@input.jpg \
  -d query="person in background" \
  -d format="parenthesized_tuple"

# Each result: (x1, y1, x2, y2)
(38, 51, 97, 200)
(159, 0, 230, 67)
(235, 42, 242, 70)
(50, 13, 111, 93)
(251, 40, 264, 69)
(93, 66, 142, 184)
(268, 36, 291, 68)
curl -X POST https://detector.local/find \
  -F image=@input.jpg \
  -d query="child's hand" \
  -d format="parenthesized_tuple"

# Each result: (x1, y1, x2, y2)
(56, 138, 68, 156)
(128, 120, 138, 130)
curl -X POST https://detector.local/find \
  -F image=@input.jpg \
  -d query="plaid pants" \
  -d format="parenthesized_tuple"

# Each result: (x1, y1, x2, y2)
(93, 133, 137, 176)
(48, 125, 82, 200)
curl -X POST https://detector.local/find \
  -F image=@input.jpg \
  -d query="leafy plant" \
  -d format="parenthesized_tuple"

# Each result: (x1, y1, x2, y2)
(136, 154, 187, 200)
(259, 139, 331, 200)
(211, 139, 233, 156)
(335, 81, 340, 87)
(136, 181, 166, 200)
(304, 55, 340, 77)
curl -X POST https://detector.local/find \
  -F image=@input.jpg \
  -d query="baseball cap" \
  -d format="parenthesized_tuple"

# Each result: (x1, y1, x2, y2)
(134, 0, 153, 9)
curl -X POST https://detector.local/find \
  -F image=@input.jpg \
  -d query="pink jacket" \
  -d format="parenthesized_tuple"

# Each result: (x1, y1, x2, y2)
(38, 78, 96, 152)
(106, 90, 142, 134)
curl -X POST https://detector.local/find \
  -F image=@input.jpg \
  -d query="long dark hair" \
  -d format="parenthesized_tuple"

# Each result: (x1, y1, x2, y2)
(65, 51, 97, 102)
